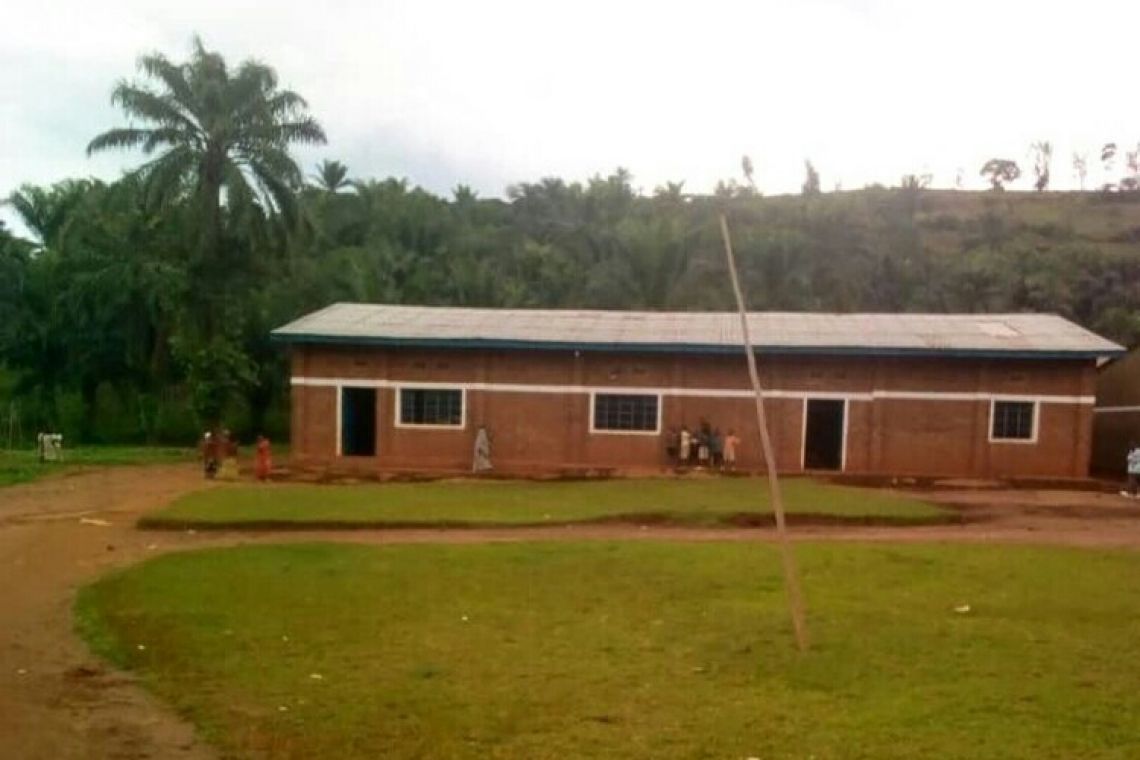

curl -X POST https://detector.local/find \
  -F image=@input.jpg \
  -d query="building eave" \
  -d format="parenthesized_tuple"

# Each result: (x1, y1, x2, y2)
(269, 331, 1124, 361)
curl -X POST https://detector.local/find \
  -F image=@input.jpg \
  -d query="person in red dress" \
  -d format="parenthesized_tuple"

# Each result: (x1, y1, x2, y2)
(255, 435, 272, 481)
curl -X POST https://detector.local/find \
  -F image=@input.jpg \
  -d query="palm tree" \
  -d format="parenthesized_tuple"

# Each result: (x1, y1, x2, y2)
(652, 181, 686, 204)
(452, 183, 478, 206)
(310, 160, 350, 192)
(87, 37, 326, 273)
(6, 180, 95, 251)
(0, 220, 32, 350)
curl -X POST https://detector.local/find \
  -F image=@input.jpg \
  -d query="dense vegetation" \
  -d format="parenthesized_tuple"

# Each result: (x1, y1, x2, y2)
(2, 41, 1138, 444)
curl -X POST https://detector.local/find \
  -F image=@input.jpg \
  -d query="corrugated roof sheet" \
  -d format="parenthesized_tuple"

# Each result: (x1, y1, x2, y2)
(272, 303, 1125, 358)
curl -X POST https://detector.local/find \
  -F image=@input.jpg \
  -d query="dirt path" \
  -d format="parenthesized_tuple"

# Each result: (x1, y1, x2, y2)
(2, 466, 1140, 759)
(0, 466, 217, 760)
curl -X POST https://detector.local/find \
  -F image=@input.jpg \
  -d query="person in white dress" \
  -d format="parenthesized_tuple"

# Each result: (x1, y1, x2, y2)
(1123, 442, 1140, 498)
(473, 426, 493, 473)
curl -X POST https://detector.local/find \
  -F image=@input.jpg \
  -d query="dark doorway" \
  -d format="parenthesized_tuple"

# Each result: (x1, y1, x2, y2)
(341, 387, 377, 457)
(803, 399, 844, 471)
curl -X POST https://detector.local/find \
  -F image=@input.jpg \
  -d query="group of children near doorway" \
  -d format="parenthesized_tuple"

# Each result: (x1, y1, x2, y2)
(665, 421, 740, 470)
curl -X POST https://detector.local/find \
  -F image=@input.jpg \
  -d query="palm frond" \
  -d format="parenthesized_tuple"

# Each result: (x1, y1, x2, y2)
(141, 127, 193, 154)
(132, 147, 197, 208)
(263, 89, 309, 117)
(248, 118, 327, 147)
(86, 128, 153, 156)
(234, 60, 278, 93)
(222, 162, 255, 208)
(242, 145, 303, 188)
(137, 52, 195, 110)
(221, 161, 263, 241)
(247, 159, 300, 228)
(190, 36, 227, 81)
(311, 160, 350, 191)
(5, 187, 47, 241)
(226, 61, 278, 123)
(111, 84, 201, 136)
(6, 181, 94, 249)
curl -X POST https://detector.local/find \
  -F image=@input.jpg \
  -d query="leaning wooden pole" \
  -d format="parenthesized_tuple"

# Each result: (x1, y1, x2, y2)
(719, 212, 810, 652)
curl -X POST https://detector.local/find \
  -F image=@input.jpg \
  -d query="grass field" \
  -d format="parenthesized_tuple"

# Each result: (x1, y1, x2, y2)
(142, 478, 951, 529)
(0, 446, 192, 488)
(77, 541, 1140, 759)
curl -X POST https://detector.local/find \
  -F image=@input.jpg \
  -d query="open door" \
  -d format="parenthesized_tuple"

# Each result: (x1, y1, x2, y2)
(341, 387, 377, 457)
(803, 399, 844, 471)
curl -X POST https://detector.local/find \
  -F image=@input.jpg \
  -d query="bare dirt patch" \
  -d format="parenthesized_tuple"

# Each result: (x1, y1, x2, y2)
(2, 466, 1139, 758)
(0, 465, 217, 760)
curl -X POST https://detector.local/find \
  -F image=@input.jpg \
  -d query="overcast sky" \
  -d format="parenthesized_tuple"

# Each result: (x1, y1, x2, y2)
(3, 0, 1139, 232)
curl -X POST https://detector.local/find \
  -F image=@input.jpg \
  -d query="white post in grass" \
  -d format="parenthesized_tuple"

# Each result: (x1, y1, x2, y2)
(719, 212, 810, 652)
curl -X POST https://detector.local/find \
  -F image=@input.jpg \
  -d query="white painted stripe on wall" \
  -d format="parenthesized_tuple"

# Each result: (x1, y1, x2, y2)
(872, 390, 1094, 404)
(291, 376, 1094, 406)
(1094, 405, 1140, 414)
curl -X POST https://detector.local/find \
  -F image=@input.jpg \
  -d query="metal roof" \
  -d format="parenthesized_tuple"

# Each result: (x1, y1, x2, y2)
(272, 303, 1125, 359)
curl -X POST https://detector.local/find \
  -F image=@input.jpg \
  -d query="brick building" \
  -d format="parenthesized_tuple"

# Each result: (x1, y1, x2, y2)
(273, 304, 1123, 478)
(1092, 348, 1140, 475)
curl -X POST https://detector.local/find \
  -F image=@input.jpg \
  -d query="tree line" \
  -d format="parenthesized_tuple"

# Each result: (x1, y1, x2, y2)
(977, 141, 1140, 193)
(1, 39, 1138, 444)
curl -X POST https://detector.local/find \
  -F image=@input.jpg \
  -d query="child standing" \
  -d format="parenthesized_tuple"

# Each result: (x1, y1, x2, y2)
(679, 426, 692, 465)
(697, 432, 710, 467)
(1124, 442, 1140, 498)
(199, 431, 219, 479)
(217, 429, 240, 481)
(255, 435, 273, 481)
(665, 427, 680, 466)
(473, 425, 493, 473)
(723, 430, 740, 470)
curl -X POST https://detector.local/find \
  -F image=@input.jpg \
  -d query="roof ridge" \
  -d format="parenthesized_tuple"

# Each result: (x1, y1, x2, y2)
(271, 303, 1124, 358)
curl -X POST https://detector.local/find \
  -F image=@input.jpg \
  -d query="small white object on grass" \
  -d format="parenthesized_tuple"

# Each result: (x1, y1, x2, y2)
(16, 668, 27, 675)
(136, 644, 146, 651)
(309, 673, 323, 681)
(78, 518, 111, 527)
(461, 615, 469, 622)
(278, 705, 289, 712)
(954, 604, 971, 614)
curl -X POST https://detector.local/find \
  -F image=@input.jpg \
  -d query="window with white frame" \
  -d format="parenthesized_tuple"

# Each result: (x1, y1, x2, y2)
(398, 388, 464, 427)
(991, 400, 1036, 441)
(592, 393, 659, 433)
